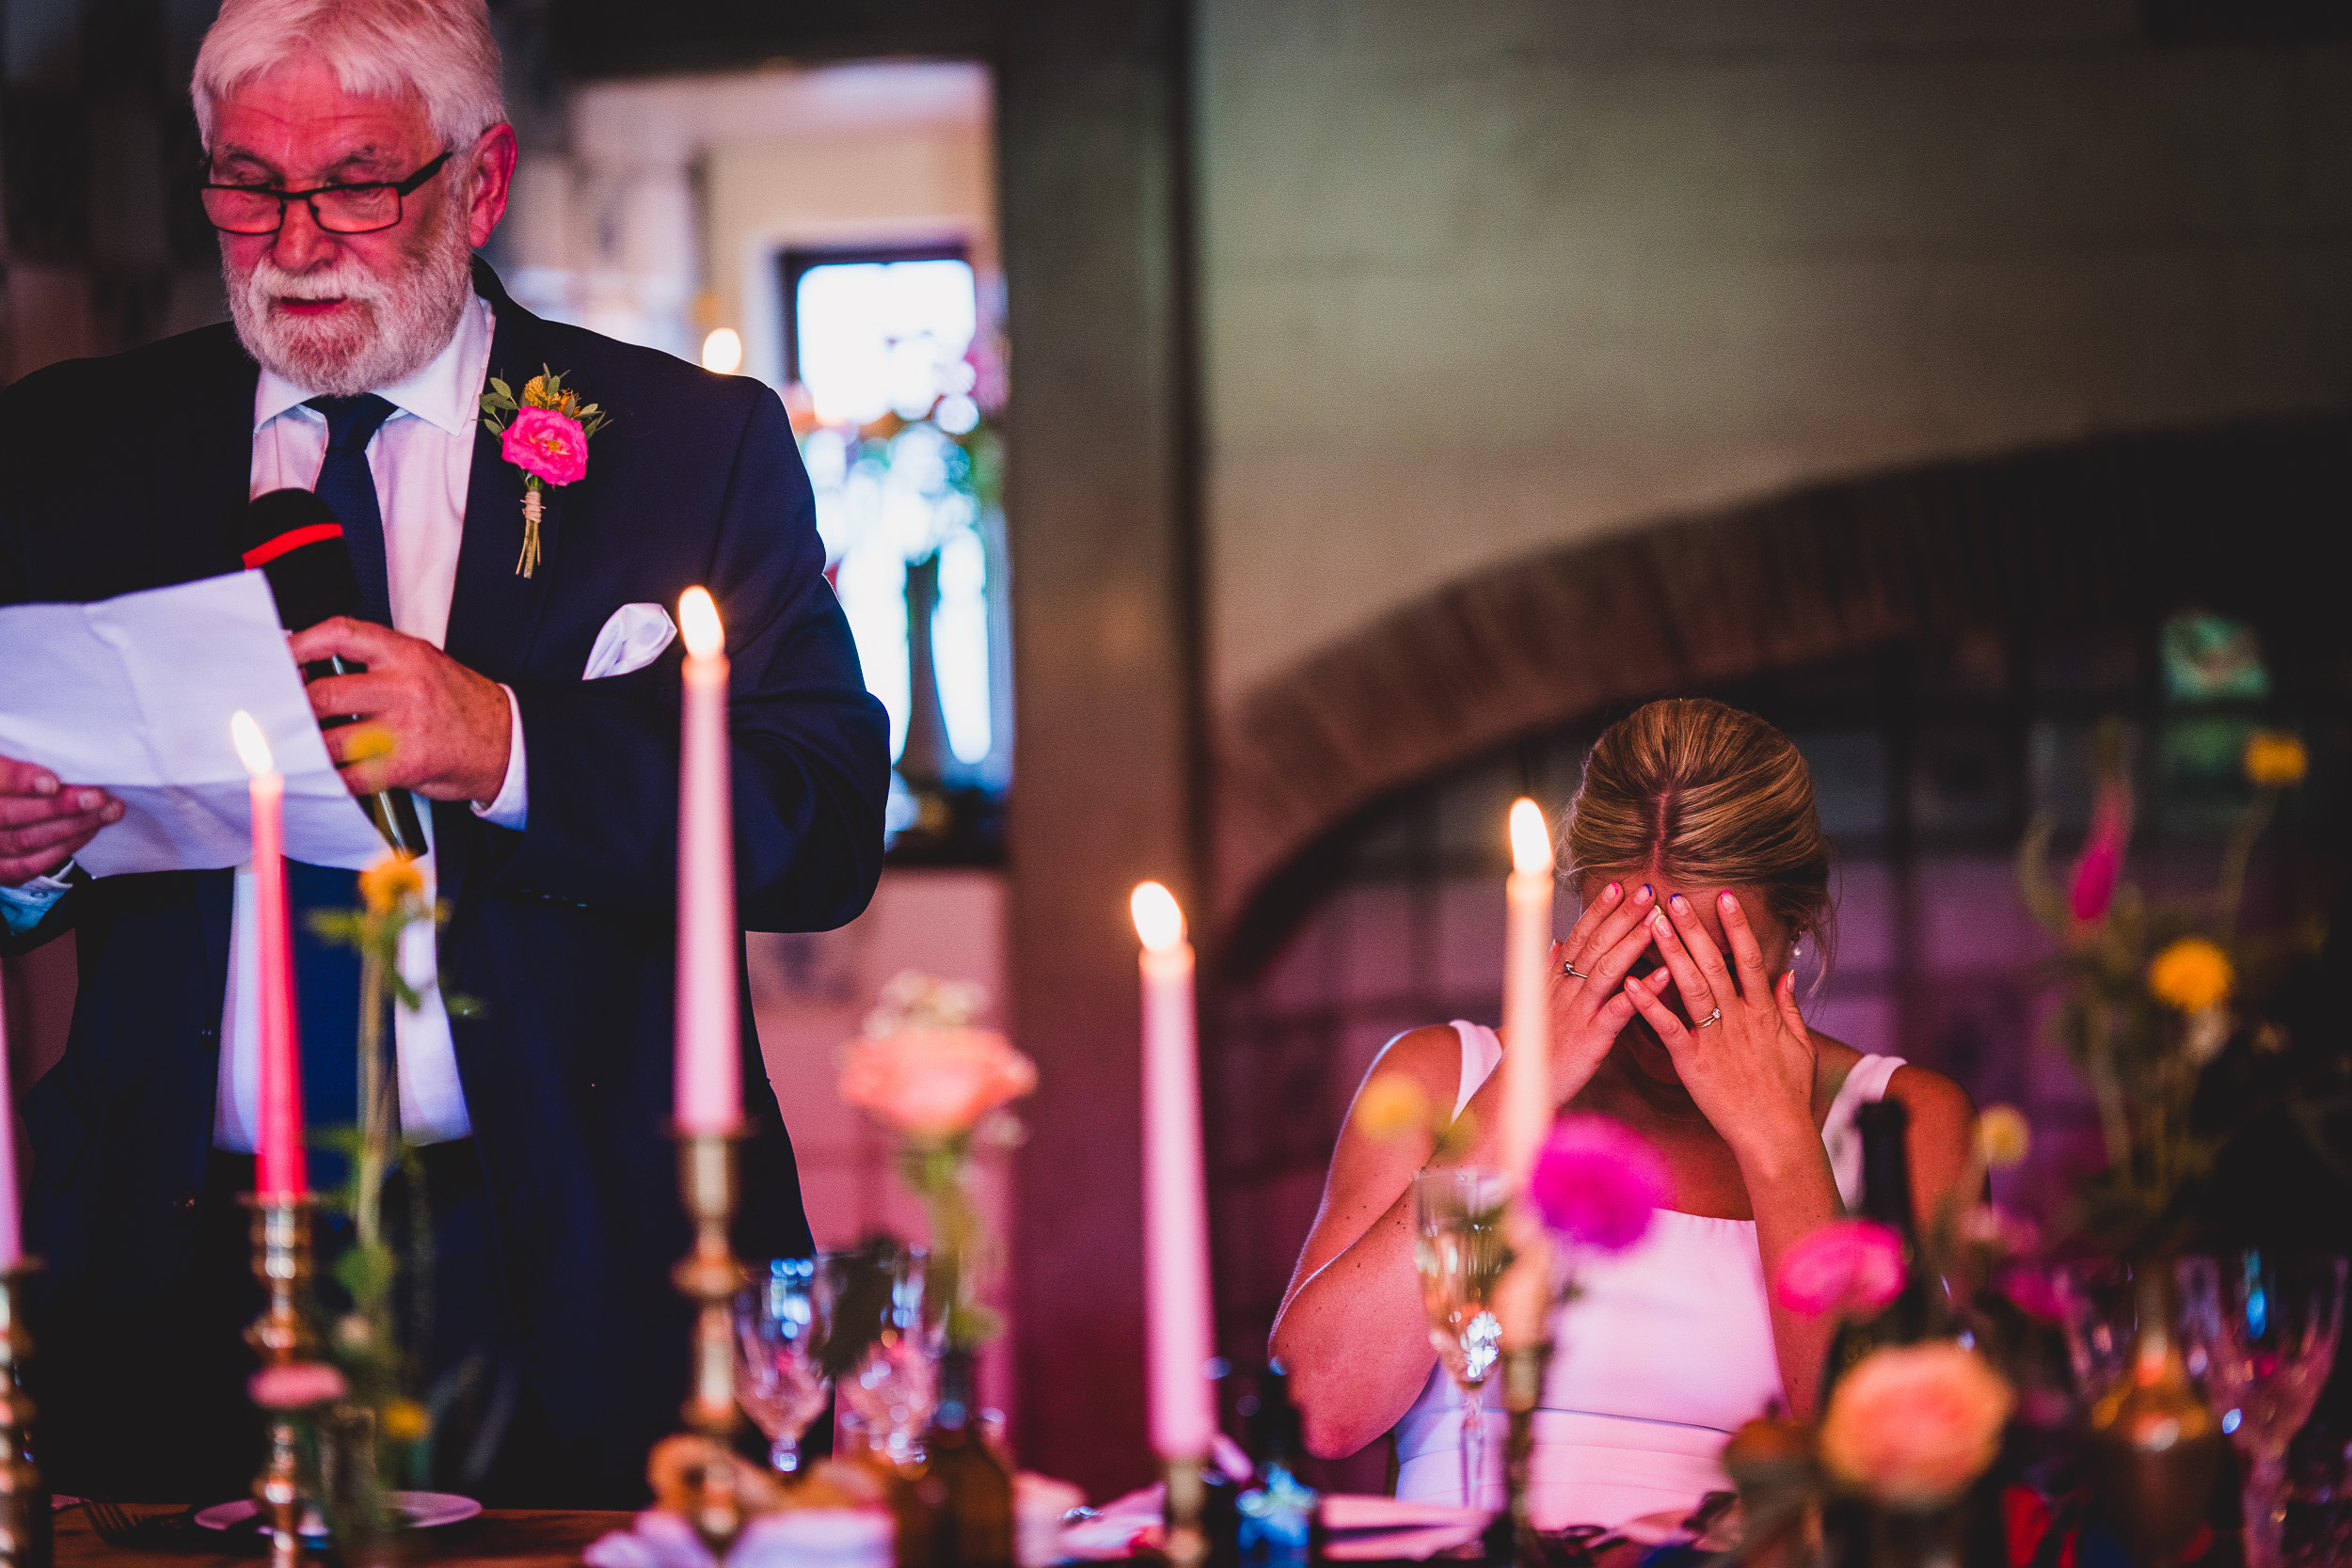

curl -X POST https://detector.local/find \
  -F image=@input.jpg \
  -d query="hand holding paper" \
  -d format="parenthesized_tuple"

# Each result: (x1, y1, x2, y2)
(0, 755, 122, 885)
(0, 571, 389, 879)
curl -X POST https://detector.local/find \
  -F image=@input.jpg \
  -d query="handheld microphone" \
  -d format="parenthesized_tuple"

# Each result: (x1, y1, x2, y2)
(240, 487, 427, 860)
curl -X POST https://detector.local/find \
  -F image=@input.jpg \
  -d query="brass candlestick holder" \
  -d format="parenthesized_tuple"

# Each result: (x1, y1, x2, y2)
(246, 1196, 318, 1568)
(0, 1265, 50, 1568)
(670, 1130, 752, 1556)
(1494, 1342, 1550, 1567)
(1162, 1454, 1207, 1568)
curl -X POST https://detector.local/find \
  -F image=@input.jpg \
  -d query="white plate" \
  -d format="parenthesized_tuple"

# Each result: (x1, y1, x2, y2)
(1318, 1496, 1486, 1533)
(196, 1492, 483, 1532)
(1619, 1504, 1739, 1552)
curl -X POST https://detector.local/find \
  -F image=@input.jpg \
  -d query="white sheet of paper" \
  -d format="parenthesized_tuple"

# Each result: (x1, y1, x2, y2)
(0, 570, 388, 877)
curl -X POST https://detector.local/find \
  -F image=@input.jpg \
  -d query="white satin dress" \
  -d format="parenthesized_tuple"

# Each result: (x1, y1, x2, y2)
(1391, 1021, 1902, 1530)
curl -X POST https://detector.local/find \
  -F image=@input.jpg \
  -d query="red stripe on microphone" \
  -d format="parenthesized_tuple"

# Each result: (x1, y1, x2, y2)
(242, 521, 344, 569)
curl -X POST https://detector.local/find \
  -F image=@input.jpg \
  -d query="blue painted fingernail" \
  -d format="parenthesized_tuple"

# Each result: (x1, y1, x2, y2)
(1637, 883, 1653, 902)
(1670, 894, 1688, 913)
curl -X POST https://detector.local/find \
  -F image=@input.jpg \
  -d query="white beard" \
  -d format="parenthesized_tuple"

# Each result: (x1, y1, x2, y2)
(226, 198, 473, 397)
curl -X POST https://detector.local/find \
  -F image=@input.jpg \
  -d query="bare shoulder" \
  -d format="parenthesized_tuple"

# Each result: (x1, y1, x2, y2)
(1354, 1022, 1469, 1108)
(1884, 1061, 1977, 1132)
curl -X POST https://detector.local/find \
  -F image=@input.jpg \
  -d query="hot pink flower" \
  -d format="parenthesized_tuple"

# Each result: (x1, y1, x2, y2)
(1775, 1220, 1907, 1317)
(1996, 1265, 2067, 1322)
(2067, 782, 2132, 924)
(1526, 1115, 1671, 1253)
(248, 1360, 348, 1410)
(501, 405, 590, 485)
(1820, 1342, 2014, 1507)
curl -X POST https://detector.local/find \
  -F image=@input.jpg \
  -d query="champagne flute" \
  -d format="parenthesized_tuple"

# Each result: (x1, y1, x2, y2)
(736, 1257, 834, 1476)
(2178, 1251, 2349, 1568)
(823, 1243, 944, 1466)
(1411, 1166, 1511, 1513)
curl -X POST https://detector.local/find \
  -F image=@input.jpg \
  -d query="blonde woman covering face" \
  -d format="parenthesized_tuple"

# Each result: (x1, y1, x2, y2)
(1270, 700, 1977, 1529)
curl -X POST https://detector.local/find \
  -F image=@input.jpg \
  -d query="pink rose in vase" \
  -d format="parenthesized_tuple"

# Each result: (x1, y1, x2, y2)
(1774, 1219, 1907, 1317)
(501, 405, 590, 486)
(840, 1026, 1038, 1142)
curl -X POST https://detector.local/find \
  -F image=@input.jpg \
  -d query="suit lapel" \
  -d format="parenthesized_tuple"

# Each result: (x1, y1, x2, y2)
(151, 332, 260, 584)
(443, 267, 564, 682)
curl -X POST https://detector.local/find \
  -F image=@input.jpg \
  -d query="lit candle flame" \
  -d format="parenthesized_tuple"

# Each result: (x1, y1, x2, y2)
(1131, 881, 1186, 953)
(679, 587, 724, 660)
(230, 710, 275, 777)
(1509, 798, 1552, 877)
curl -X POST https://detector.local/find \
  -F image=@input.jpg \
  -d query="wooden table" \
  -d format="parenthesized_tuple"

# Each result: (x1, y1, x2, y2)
(51, 1505, 634, 1568)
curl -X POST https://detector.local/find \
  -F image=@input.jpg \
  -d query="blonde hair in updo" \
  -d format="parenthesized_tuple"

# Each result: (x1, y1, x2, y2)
(1564, 699, 1836, 976)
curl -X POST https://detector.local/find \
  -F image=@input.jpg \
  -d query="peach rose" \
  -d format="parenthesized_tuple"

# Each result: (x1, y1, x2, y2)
(1820, 1342, 2014, 1508)
(840, 1027, 1036, 1139)
(501, 405, 590, 485)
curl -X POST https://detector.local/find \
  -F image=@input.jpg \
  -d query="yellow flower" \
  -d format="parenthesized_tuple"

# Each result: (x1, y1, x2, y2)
(1975, 1105, 2031, 1170)
(382, 1399, 432, 1443)
(358, 852, 425, 914)
(522, 372, 550, 406)
(2149, 937, 2233, 1013)
(2243, 732, 2308, 787)
(1354, 1072, 1431, 1141)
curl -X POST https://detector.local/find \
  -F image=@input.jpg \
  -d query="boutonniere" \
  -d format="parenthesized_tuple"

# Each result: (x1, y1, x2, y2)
(480, 367, 608, 578)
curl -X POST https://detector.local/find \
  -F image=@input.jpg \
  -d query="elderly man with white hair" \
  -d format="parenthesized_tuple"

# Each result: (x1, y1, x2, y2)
(0, 0, 888, 1504)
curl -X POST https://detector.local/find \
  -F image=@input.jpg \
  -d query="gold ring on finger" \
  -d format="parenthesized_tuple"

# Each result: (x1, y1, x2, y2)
(1695, 1007, 1724, 1028)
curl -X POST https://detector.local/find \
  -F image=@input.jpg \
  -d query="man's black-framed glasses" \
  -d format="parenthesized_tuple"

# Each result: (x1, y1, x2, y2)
(199, 150, 454, 236)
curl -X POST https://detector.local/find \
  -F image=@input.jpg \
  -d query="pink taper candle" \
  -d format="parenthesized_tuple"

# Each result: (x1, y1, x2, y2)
(675, 588, 741, 1134)
(1499, 800, 1554, 1181)
(232, 711, 305, 1198)
(1497, 799, 1555, 1347)
(1134, 880, 1216, 1462)
(0, 960, 22, 1266)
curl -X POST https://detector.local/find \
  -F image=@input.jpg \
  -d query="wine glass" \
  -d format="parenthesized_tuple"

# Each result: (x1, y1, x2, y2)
(736, 1257, 834, 1476)
(822, 1243, 944, 1467)
(2177, 1251, 2349, 1568)
(1411, 1166, 1511, 1513)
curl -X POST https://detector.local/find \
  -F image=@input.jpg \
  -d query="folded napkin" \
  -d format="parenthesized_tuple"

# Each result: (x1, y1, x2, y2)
(584, 1508, 892, 1568)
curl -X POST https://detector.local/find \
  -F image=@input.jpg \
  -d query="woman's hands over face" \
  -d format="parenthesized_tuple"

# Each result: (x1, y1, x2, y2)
(1625, 890, 1819, 1164)
(1547, 879, 1676, 1102)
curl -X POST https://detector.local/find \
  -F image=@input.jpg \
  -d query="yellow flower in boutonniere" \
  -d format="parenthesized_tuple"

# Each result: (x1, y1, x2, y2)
(480, 365, 609, 578)
(2149, 936, 2233, 1013)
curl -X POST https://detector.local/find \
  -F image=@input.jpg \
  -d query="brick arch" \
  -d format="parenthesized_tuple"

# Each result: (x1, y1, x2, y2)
(1211, 416, 2351, 932)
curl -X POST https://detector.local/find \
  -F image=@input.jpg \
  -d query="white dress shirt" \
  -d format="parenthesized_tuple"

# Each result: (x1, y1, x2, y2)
(215, 294, 523, 1150)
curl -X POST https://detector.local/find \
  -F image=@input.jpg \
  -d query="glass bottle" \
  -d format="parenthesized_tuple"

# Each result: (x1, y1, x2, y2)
(921, 1349, 1012, 1568)
(1237, 1362, 1317, 1568)
(1819, 1100, 1942, 1405)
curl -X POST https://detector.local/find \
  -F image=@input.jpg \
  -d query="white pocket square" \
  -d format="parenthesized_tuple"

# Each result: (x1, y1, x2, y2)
(583, 603, 677, 680)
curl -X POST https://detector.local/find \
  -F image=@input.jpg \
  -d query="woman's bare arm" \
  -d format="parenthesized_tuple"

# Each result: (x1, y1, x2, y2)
(1273, 880, 1671, 1457)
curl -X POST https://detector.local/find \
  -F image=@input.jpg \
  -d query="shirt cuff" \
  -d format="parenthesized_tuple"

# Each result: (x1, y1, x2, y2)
(470, 682, 529, 831)
(0, 867, 72, 935)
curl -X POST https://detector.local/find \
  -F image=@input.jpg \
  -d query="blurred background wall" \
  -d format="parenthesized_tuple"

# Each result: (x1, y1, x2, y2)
(5, 0, 2349, 1503)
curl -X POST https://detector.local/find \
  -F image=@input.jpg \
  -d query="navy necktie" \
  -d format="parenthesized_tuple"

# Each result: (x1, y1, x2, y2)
(293, 392, 401, 1157)
(306, 393, 399, 628)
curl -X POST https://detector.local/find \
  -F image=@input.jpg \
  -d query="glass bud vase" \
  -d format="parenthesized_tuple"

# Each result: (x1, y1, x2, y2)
(2085, 1259, 2222, 1566)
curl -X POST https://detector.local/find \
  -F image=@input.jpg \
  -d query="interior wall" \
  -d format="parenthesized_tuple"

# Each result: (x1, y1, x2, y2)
(498, 61, 993, 376)
(1195, 0, 2352, 709)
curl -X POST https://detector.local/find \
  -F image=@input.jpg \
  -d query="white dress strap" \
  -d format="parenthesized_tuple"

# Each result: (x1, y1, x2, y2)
(1447, 1020, 1505, 1121)
(1821, 1053, 1907, 1211)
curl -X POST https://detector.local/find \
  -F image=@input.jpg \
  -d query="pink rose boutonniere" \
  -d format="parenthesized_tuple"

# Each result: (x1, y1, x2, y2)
(480, 367, 609, 577)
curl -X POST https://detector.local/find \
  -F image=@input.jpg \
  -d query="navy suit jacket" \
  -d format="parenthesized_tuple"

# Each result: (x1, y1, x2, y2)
(0, 261, 890, 1496)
